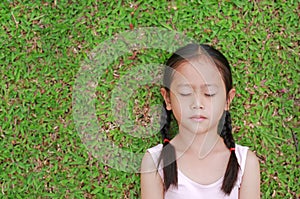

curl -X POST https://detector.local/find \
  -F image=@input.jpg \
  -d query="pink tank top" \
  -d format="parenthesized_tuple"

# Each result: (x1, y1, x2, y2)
(147, 144, 248, 199)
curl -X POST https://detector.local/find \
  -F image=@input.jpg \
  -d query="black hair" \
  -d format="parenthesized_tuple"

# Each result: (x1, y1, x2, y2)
(158, 43, 239, 194)
(158, 102, 178, 191)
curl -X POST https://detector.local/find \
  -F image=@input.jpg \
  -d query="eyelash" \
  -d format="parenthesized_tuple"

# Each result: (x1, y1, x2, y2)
(205, 93, 216, 97)
(179, 93, 216, 97)
(180, 93, 191, 96)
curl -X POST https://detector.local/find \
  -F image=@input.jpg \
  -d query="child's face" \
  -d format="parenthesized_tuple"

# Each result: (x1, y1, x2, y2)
(161, 56, 235, 135)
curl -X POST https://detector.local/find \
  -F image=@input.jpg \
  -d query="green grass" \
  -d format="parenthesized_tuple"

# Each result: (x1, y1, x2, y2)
(0, 0, 299, 198)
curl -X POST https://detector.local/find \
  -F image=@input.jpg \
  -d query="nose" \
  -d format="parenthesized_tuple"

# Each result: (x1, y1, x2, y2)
(191, 94, 204, 110)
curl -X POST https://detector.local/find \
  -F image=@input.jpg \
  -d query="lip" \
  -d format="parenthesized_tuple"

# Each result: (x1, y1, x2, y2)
(190, 115, 207, 122)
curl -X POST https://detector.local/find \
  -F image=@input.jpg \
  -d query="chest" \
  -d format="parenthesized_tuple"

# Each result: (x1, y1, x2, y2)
(177, 151, 230, 185)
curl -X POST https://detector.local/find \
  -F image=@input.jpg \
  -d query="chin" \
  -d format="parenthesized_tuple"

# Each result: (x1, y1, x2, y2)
(186, 127, 210, 135)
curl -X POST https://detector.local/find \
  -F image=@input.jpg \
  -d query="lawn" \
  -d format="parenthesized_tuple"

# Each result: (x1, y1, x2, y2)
(0, 0, 299, 198)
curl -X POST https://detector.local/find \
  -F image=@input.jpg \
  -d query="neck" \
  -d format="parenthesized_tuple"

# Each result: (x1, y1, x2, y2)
(172, 126, 224, 158)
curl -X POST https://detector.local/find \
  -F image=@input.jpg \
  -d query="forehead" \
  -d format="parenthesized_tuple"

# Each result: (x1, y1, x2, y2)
(171, 56, 224, 87)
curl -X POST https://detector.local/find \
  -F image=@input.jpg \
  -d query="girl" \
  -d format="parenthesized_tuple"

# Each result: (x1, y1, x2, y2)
(141, 44, 260, 198)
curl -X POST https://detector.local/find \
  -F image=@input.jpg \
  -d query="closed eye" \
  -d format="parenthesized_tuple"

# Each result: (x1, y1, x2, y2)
(205, 93, 216, 97)
(180, 93, 192, 96)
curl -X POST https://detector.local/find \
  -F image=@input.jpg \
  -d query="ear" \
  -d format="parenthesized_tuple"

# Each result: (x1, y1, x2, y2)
(160, 88, 172, 110)
(225, 88, 236, 110)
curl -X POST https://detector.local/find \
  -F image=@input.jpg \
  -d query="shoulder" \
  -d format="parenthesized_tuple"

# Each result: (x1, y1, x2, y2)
(235, 144, 249, 153)
(141, 144, 163, 173)
(141, 152, 156, 173)
(235, 144, 249, 173)
(147, 144, 163, 154)
(245, 150, 260, 167)
(235, 144, 259, 170)
(141, 144, 164, 199)
(239, 148, 261, 198)
(244, 149, 260, 177)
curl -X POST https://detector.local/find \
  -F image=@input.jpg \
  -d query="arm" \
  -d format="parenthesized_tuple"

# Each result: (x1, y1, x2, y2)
(239, 150, 261, 199)
(140, 152, 164, 199)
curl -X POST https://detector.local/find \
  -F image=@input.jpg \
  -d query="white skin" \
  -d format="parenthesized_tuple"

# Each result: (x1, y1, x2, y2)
(141, 55, 260, 198)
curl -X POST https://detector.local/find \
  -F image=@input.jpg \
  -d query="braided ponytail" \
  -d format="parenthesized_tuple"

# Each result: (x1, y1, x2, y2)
(158, 102, 178, 191)
(220, 111, 240, 194)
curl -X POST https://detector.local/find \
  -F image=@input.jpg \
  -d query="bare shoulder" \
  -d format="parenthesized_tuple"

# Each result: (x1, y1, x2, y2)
(140, 152, 164, 199)
(239, 149, 260, 198)
(245, 150, 260, 169)
(141, 152, 157, 173)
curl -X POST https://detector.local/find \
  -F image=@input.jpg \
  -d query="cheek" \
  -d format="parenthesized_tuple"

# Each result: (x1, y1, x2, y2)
(169, 94, 184, 121)
(210, 97, 227, 119)
(211, 97, 227, 109)
(196, 94, 225, 110)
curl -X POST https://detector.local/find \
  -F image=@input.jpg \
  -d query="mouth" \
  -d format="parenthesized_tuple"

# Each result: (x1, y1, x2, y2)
(190, 115, 207, 122)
